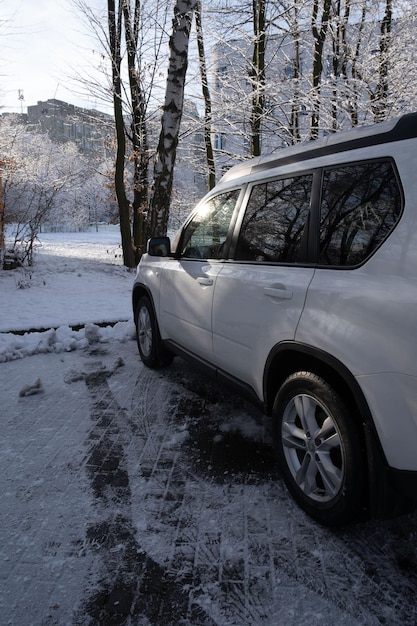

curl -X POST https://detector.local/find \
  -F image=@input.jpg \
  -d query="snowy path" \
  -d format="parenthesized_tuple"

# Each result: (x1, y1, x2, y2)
(1, 338, 417, 625)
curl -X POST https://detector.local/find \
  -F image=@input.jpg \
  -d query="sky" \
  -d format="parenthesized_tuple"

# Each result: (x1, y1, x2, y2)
(1, 0, 111, 114)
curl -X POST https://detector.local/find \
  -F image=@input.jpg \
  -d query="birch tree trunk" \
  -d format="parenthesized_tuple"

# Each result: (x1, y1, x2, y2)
(149, 0, 197, 237)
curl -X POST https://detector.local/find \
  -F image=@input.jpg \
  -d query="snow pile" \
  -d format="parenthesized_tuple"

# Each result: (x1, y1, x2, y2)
(18, 377, 44, 397)
(0, 321, 136, 363)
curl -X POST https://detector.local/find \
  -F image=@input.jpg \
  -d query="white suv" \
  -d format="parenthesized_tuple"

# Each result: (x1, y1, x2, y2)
(132, 112, 417, 526)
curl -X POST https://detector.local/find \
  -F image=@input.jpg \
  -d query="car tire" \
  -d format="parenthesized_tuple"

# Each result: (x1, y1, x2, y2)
(273, 371, 366, 526)
(135, 296, 174, 368)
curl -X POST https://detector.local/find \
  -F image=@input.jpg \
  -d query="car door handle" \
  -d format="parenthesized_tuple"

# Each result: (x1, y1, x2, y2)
(264, 286, 293, 300)
(197, 276, 213, 286)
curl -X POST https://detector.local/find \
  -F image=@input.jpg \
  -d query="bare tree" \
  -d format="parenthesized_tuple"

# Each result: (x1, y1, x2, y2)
(249, 0, 266, 157)
(107, 0, 135, 267)
(310, 0, 332, 140)
(270, 0, 307, 145)
(383, 3, 417, 118)
(75, 0, 171, 265)
(371, 0, 393, 123)
(0, 118, 88, 267)
(288, 1, 303, 144)
(195, 0, 216, 190)
(123, 0, 160, 257)
(149, 0, 198, 237)
(329, 0, 351, 132)
(345, 0, 367, 127)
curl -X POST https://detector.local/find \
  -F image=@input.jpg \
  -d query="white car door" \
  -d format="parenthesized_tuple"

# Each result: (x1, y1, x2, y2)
(159, 258, 222, 361)
(212, 264, 314, 396)
(211, 173, 315, 399)
(158, 189, 242, 362)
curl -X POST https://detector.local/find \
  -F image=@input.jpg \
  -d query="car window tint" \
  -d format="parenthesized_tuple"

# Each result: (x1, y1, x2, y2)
(180, 189, 240, 259)
(319, 161, 402, 266)
(235, 175, 312, 263)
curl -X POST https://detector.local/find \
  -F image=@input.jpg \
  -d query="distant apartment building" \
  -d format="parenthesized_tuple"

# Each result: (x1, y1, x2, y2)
(27, 99, 114, 154)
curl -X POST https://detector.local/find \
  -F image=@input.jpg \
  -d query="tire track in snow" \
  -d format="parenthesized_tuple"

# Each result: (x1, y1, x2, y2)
(73, 355, 417, 625)
(154, 362, 417, 626)
(254, 482, 417, 625)
(73, 362, 216, 625)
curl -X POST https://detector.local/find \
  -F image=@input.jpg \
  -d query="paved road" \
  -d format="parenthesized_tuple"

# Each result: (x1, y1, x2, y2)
(1, 339, 417, 625)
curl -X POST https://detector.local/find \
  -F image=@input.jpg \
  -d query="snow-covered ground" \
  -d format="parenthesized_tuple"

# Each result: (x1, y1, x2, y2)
(0, 227, 136, 362)
(1, 228, 417, 625)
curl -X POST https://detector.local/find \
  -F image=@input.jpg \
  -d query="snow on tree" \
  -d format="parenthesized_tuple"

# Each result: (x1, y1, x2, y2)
(0, 115, 116, 268)
(149, 0, 198, 237)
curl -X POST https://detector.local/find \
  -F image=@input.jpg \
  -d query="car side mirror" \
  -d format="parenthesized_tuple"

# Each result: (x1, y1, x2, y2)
(147, 236, 172, 257)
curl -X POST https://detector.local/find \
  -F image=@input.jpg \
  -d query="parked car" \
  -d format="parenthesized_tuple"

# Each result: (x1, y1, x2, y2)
(132, 112, 417, 526)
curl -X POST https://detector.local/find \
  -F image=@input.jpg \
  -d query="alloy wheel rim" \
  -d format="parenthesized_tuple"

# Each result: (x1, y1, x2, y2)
(138, 306, 152, 357)
(281, 393, 345, 502)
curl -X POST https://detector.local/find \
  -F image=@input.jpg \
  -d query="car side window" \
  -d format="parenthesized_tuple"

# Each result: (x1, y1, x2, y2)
(234, 175, 313, 263)
(179, 190, 240, 259)
(319, 161, 402, 266)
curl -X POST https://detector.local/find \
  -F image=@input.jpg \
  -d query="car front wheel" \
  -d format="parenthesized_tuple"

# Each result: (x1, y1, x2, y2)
(135, 296, 174, 368)
(273, 371, 366, 526)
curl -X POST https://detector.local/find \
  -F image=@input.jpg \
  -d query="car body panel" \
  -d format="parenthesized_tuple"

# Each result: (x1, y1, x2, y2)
(212, 263, 314, 398)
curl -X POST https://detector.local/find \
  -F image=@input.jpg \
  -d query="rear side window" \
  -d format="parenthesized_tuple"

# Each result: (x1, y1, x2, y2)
(319, 161, 402, 266)
(235, 174, 312, 263)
